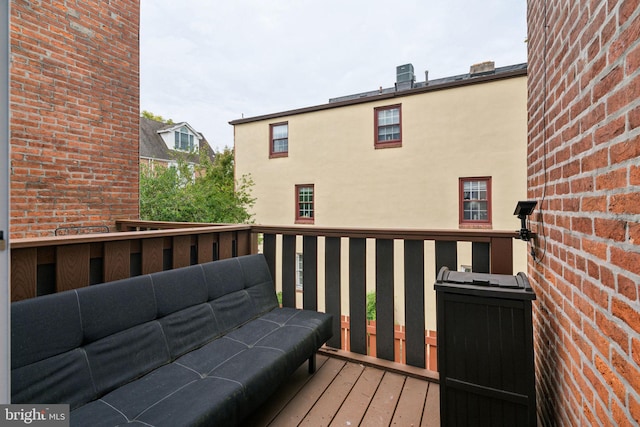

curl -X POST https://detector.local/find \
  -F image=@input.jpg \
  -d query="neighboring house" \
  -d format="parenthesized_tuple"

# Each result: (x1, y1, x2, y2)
(139, 117, 215, 171)
(231, 61, 529, 328)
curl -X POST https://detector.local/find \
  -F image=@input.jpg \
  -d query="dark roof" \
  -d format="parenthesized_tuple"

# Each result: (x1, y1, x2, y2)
(139, 117, 215, 162)
(328, 63, 528, 103)
(230, 63, 527, 125)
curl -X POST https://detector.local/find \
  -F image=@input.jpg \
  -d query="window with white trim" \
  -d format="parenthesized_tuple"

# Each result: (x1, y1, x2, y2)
(174, 126, 195, 151)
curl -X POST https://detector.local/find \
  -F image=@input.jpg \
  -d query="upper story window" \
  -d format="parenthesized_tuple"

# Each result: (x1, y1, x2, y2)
(270, 122, 288, 158)
(295, 184, 314, 224)
(174, 126, 195, 151)
(459, 177, 492, 227)
(374, 104, 402, 148)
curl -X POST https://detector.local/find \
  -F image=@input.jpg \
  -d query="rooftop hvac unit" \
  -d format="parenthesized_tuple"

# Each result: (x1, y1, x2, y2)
(396, 63, 415, 84)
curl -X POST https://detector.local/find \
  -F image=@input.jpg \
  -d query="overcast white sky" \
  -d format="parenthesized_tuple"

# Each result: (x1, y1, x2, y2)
(140, 0, 527, 151)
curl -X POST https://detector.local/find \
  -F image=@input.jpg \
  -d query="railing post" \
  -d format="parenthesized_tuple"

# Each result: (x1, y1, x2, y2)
(405, 239, 425, 368)
(236, 229, 251, 256)
(375, 239, 395, 361)
(10, 248, 37, 300)
(56, 244, 90, 292)
(281, 235, 296, 308)
(172, 235, 191, 268)
(104, 241, 131, 282)
(302, 235, 317, 311)
(262, 233, 277, 284)
(196, 233, 214, 264)
(218, 232, 234, 260)
(490, 236, 513, 275)
(324, 237, 341, 349)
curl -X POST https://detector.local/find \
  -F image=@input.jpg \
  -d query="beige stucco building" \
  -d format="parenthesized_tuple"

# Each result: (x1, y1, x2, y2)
(231, 62, 528, 329)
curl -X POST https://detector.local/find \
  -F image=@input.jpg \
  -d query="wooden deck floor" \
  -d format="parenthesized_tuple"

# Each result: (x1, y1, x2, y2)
(242, 351, 440, 427)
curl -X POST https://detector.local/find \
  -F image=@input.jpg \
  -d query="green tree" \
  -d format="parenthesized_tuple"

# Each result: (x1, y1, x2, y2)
(141, 110, 174, 125)
(140, 148, 255, 223)
(366, 291, 376, 321)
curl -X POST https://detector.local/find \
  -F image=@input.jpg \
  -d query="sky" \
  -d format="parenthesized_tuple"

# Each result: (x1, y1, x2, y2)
(140, 0, 528, 151)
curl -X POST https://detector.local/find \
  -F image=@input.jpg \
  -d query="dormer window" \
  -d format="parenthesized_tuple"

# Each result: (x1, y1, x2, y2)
(175, 126, 195, 151)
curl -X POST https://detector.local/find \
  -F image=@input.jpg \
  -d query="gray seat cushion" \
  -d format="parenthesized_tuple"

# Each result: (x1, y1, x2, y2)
(71, 307, 332, 426)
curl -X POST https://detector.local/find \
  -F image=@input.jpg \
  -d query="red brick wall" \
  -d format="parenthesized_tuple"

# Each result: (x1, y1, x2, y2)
(9, 0, 140, 238)
(528, 0, 640, 424)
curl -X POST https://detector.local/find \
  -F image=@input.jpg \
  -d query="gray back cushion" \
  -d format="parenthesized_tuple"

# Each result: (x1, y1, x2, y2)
(11, 292, 95, 409)
(153, 265, 220, 358)
(84, 322, 170, 396)
(203, 256, 278, 333)
(239, 254, 279, 314)
(152, 264, 208, 316)
(12, 291, 83, 368)
(77, 275, 157, 342)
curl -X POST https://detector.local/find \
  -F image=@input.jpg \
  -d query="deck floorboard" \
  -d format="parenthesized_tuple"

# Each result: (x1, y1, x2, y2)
(392, 376, 429, 426)
(242, 353, 439, 427)
(360, 371, 405, 426)
(329, 366, 385, 426)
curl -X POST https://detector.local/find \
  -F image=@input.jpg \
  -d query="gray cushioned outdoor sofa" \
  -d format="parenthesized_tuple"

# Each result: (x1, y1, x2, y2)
(11, 254, 333, 426)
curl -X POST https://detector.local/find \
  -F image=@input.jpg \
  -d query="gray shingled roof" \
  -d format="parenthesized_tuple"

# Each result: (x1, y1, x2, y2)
(139, 117, 215, 162)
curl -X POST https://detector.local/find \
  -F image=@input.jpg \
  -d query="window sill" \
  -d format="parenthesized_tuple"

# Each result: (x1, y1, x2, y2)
(459, 223, 493, 229)
(375, 141, 402, 149)
(269, 152, 288, 159)
(295, 218, 314, 225)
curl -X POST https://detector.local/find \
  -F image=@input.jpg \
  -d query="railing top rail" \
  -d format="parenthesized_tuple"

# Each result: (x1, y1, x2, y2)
(116, 220, 236, 229)
(10, 222, 522, 250)
(11, 224, 253, 249)
(251, 224, 521, 241)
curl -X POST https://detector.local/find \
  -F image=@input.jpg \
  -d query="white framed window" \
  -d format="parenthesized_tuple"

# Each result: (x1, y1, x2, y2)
(174, 126, 195, 151)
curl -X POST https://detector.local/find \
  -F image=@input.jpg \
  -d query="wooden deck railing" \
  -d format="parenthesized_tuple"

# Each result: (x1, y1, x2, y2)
(339, 315, 439, 371)
(10, 221, 521, 372)
(10, 223, 255, 301)
(253, 225, 519, 370)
